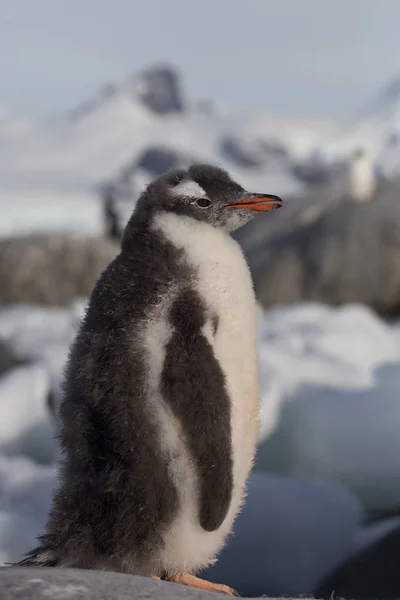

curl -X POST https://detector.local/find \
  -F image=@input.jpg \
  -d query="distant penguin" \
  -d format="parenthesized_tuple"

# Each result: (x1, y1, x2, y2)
(347, 147, 376, 202)
(15, 165, 282, 595)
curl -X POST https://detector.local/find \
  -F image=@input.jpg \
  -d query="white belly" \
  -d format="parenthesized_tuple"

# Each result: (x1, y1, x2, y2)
(150, 212, 260, 574)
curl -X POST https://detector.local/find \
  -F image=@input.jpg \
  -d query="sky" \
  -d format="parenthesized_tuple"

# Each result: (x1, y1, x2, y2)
(1, 0, 400, 117)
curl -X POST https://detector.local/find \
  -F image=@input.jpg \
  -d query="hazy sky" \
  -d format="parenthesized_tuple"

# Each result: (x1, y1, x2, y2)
(1, 0, 400, 117)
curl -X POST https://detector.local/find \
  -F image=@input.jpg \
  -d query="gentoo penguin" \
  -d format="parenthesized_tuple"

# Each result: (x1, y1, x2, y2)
(15, 164, 282, 595)
(347, 147, 376, 202)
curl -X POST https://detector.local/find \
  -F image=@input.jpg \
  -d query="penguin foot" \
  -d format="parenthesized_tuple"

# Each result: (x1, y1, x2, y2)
(166, 572, 238, 596)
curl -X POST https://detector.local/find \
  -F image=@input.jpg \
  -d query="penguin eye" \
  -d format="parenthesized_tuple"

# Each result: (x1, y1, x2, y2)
(196, 197, 211, 208)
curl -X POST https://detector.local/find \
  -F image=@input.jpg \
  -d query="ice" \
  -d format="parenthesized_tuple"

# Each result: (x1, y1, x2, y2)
(0, 364, 54, 464)
(204, 473, 363, 597)
(257, 304, 400, 510)
(0, 455, 54, 565)
(0, 302, 85, 380)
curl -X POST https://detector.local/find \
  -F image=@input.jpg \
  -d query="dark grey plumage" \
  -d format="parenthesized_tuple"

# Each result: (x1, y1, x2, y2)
(19, 219, 188, 572)
(162, 288, 232, 532)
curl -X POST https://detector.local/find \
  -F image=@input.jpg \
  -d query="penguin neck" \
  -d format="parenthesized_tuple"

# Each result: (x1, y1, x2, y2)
(151, 210, 237, 258)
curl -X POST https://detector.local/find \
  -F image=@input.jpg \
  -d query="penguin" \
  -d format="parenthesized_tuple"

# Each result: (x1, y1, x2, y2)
(15, 164, 282, 595)
(347, 147, 376, 202)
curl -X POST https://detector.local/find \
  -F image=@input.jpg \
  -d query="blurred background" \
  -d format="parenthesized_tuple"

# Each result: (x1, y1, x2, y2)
(2, 1, 400, 598)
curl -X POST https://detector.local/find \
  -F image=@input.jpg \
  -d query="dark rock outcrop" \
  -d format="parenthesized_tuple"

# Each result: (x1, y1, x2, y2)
(136, 146, 195, 177)
(0, 235, 119, 306)
(0, 339, 26, 375)
(100, 145, 190, 212)
(221, 136, 266, 168)
(291, 161, 335, 186)
(221, 135, 288, 169)
(100, 146, 198, 239)
(316, 524, 400, 599)
(69, 64, 185, 121)
(235, 178, 400, 315)
(137, 66, 185, 115)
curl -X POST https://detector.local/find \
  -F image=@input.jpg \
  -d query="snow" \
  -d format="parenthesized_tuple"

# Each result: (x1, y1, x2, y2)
(1, 300, 400, 590)
(313, 76, 400, 169)
(0, 106, 303, 192)
(0, 364, 53, 463)
(0, 73, 324, 238)
(0, 188, 105, 238)
(0, 302, 84, 383)
(3, 71, 400, 239)
(0, 107, 301, 237)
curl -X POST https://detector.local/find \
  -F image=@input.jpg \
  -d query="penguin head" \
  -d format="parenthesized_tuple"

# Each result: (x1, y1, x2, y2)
(133, 164, 283, 233)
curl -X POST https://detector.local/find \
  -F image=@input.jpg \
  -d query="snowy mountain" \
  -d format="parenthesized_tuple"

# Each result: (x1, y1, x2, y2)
(3, 64, 400, 239)
(0, 65, 331, 237)
(316, 76, 400, 168)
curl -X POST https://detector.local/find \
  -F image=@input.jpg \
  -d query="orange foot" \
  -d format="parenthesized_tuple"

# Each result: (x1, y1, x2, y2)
(166, 572, 238, 596)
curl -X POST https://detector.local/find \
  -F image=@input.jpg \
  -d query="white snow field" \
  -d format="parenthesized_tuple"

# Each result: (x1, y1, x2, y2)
(1, 300, 400, 593)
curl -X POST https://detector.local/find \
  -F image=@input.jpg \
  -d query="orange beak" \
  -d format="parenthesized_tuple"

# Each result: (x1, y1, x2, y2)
(224, 193, 283, 212)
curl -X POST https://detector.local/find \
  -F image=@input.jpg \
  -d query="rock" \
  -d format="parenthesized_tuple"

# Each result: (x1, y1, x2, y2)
(136, 146, 195, 177)
(291, 160, 335, 186)
(69, 64, 185, 122)
(221, 135, 267, 168)
(232, 182, 340, 259)
(221, 134, 288, 169)
(102, 182, 135, 240)
(235, 178, 400, 316)
(0, 235, 119, 306)
(0, 339, 25, 375)
(316, 524, 400, 599)
(100, 146, 197, 239)
(46, 388, 58, 423)
(104, 193, 123, 240)
(0, 567, 309, 600)
(137, 66, 185, 114)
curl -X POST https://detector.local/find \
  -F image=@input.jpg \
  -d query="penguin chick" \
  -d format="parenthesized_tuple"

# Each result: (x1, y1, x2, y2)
(15, 164, 282, 595)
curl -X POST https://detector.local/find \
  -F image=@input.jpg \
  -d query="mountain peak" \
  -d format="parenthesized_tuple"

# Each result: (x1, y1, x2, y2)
(132, 64, 186, 114)
(69, 64, 186, 121)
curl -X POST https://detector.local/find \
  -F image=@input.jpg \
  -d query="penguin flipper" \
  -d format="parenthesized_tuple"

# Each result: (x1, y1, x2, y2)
(162, 289, 233, 532)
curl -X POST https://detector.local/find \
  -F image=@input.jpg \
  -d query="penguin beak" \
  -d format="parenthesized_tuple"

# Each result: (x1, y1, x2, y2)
(224, 193, 283, 212)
